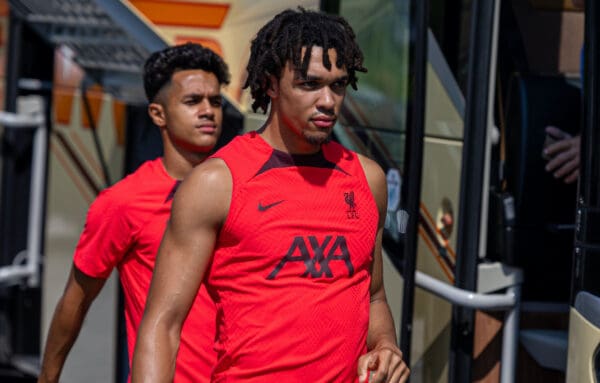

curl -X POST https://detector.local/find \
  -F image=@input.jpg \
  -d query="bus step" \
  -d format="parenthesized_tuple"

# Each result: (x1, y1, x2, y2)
(519, 329, 568, 372)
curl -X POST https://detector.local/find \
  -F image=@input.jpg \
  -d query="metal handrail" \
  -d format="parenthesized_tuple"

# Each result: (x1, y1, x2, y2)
(0, 109, 46, 287)
(415, 270, 517, 310)
(414, 268, 521, 383)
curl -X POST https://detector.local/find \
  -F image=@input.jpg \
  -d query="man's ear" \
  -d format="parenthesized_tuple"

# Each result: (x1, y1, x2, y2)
(266, 74, 279, 98)
(148, 102, 166, 127)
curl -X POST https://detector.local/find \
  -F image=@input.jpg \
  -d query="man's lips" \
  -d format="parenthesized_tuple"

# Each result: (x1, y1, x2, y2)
(196, 124, 217, 133)
(312, 118, 336, 128)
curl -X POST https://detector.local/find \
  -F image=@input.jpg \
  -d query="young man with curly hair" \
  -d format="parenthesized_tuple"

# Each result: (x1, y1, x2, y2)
(133, 9, 409, 383)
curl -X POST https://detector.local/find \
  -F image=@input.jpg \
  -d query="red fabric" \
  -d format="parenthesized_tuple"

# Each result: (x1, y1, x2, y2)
(208, 133, 378, 382)
(74, 157, 216, 382)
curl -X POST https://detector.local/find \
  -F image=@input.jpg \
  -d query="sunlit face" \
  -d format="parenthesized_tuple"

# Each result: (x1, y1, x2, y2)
(271, 47, 349, 151)
(150, 69, 223, 158)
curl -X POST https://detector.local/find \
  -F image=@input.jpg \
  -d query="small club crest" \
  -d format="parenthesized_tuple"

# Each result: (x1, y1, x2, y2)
(344, 191, 359, 219)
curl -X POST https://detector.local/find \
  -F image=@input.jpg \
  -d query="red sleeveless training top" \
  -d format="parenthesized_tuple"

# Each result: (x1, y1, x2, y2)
(208, 132, 379, 382)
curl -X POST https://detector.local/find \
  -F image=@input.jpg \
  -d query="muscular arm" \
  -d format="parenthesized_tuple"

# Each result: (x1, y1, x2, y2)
(38, 266, 106, 383)
(365, 160, 398, 352)
(357, 155, 409, 383)
(131, 158, 231, 382)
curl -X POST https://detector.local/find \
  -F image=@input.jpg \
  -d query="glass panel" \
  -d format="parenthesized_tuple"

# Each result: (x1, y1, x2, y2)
(335, 0, 410, 245)
(336, 0, 471, 252)
(334, 0, 411, 359)
(336, 2, 469, 382)
(408, 49, 465, 381)
(410, 2, 470, 381)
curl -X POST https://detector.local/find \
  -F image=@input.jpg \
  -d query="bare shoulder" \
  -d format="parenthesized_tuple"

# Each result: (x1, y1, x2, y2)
(171, 157, 232, 227)
(356, 152, 386, 194)
(180, 157, 231, 193)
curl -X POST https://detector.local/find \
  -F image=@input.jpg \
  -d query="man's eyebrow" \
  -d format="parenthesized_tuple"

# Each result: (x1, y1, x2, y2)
(293, 71, 316, 81)
(294, 73, 349, 82)
(182, 91, 221, 98)
(310, 74, 349, 83)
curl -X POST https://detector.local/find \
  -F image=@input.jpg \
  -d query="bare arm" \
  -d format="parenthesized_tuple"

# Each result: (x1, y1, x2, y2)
(131, 158, 231, 382)
(357, 156, 409, 383)
(38, 266, 106, 383)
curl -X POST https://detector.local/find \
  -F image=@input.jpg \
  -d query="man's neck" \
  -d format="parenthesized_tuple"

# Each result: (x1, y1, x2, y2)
(162, 151, 207, 180)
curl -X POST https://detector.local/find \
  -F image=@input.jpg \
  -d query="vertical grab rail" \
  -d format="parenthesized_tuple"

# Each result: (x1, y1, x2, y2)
(415, 266, 522, 383)
(0, 109, 46, 287)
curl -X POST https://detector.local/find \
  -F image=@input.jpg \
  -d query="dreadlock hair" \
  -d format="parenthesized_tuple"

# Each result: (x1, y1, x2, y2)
(144, 42, 231, 103)
(243, 7, 367, 113)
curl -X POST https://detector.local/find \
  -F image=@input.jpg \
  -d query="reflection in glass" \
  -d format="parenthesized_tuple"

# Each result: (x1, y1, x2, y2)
(335, 0, 410, 243)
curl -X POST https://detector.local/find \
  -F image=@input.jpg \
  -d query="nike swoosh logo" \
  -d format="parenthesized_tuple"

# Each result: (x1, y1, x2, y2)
(258, 200, 285, 212)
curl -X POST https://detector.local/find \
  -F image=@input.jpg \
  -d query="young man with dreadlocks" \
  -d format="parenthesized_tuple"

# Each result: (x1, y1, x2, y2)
(38, 43, 229, 383)
(132, 8, 410, 383)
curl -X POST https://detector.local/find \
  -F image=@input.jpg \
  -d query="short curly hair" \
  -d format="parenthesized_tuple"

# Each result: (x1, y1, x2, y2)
(144, 42, 230, 103)
(243, 7, 367, 113)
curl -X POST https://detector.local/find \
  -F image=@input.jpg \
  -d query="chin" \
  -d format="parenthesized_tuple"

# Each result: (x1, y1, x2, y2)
(198, 137, 218, 148)
(304, 131, 332, 146)
(189, 143, 215, 155)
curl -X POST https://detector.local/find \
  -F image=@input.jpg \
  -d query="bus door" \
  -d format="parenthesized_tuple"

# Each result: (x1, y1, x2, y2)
(406, 1, 524, 382)
(566, 0, 600, 381)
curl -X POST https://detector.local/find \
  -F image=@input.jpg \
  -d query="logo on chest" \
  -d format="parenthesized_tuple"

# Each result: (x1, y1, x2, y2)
(345, 191, 359, 219)
(258, 200, 285, 212)
(267, 235, 355, 280)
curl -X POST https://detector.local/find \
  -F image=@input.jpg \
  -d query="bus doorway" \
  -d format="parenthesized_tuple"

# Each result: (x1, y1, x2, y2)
(329, 0, 597, 382)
